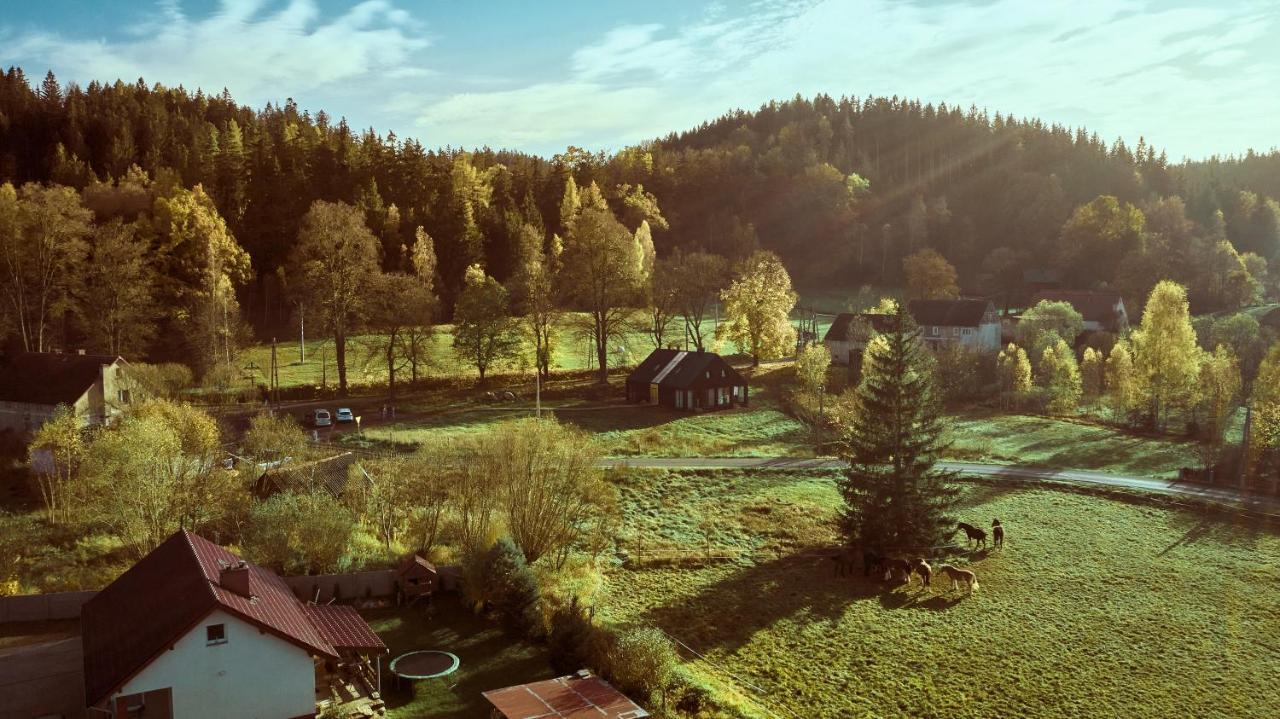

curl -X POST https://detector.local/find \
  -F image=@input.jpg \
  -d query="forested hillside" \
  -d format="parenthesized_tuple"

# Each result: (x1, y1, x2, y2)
(1, 68, 1277, 368)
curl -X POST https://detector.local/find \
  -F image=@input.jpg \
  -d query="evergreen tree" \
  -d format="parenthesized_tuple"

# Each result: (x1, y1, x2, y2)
(838, 305, 960, 551)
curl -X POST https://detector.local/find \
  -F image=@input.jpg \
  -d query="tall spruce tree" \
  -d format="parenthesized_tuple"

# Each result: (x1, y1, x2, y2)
(838, 305, 959, 550)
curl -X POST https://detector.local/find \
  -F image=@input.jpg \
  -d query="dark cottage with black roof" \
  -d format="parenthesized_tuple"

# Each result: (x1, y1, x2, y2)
(625, 348, 748, 411)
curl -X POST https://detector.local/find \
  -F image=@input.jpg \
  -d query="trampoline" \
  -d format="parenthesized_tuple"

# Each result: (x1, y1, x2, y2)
(389, 650, 460, 680)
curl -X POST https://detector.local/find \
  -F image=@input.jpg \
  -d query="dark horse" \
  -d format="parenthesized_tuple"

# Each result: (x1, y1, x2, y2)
(829, 548, 887, 578)
(955, 522, 988, 549)
(992, 519, 1005, 549)
(881, 557, 913, 581)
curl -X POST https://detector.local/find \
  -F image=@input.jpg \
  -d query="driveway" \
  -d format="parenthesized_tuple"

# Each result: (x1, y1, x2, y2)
(0, 636, 85, 719)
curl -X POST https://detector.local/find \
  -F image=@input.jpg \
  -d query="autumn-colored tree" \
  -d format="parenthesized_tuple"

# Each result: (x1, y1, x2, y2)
(1015, 300, 1084, 352)
(902, 249, 959, 300)
(453, 264, 521, 383)
(365, 272, 435, 398)
(77, 219, 157, 356)
(1038, 337, 1082, 414)
(559, 202, 643, 382)
(1130, 281, 1202, 429)
(718, 251, 797, 366)
(289, 201, 380, 396)
(0, 182, 92, 352)
(996, 343, 1032, 407)
(1248, 342, 1280, 482)
(1059, 195, 1146, 284)
(28, 405, 87, 524)
(1195, 345, 1241, 470)
(1106, 340, 1140, 419)
(668, 250, 729, 351)
(1081, 347, 1105, 398)
(510, 227, 560, 381)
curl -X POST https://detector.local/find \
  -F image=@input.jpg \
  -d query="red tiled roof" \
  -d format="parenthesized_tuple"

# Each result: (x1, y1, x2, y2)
(304, 604, 387, 653)
(82, 530, 347, 707)
(483, 673, 649, 719)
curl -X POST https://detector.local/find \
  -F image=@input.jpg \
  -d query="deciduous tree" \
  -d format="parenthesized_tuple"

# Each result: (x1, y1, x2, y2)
(1130, 281, 1202, 429)
(1195, 345, 1241, 470)
(453, 264, 520, 382)
(1038, 337, 1082, 414)
(717, 251, 797, 366)
(902, 249, 959, 300)
(559, 203, 643, 382)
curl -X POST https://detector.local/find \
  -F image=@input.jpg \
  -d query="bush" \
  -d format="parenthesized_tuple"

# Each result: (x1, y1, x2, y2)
(463, 537, 541, 636)
(547, 596, 604, 674)
(609, 627, 678, 704)
(242, 490, 356, 574)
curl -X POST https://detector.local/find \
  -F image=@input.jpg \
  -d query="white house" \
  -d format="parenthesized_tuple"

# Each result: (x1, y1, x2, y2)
(823, 299, 1001, 365)
(81, 530, 387, 719)
(0, 351, 130, 433)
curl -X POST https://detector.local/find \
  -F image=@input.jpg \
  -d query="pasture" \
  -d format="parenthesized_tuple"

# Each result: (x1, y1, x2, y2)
(599, 470, 1280, 718)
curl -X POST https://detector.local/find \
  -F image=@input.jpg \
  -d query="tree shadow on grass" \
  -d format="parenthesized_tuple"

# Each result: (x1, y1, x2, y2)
(1156, 510, 1270, 556)
(641, 552, 965, 654)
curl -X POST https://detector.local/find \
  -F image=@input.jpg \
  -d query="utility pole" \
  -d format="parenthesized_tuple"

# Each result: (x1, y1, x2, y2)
(270, 337, 279, 409)
(1240, 401, 1253, 489)
(536, 368, 542, 419)
(299, 303, 305, 364)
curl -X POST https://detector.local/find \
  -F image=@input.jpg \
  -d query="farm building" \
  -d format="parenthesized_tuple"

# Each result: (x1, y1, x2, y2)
(625, 348, 748, 411)
(0, 351, 130, 433)
(823, 299, 1000, 364)
(1030, 290, 1129, 334)
(81, 529, 387, 719)
(483, 671, 649, 719)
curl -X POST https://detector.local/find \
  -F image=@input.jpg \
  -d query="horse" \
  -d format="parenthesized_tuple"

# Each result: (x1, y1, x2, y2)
(908, 558, 932, 588)
(955, 522, 988, 549)
(882, 557, 913, 582)
(992, 519, 1005, 549)
(828, 547, 860, 577)
(863, 550, 886, 578)
(937, 564, 980, 592)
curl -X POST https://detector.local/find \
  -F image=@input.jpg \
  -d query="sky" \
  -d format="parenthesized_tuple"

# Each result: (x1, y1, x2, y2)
(2, 0, 1278, 161)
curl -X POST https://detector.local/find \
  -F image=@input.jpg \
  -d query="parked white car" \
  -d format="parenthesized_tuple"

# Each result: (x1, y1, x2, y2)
(313, 409, 332, 427)
(336, 407, 355, 423)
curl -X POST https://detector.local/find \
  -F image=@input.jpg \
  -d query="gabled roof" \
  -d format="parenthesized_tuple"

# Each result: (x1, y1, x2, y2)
(303, 604, 387, 653)
(0, 352, 120, 405)
(257, 452, 357, 498)
(822, 313, 895, 343)
(397, 554, 438, 579)
(626, 349, 744, 389)
(483, 672, 649, 719)
(1030, 291, 1124, 324)
(907, 299, 994, 327)
(82, 530, 343, 706)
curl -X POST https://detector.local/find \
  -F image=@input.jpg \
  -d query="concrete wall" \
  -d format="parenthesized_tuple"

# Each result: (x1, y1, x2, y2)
(283, 570, 397, 603)
(0, 590, 95, 623)
(113, 608, 315, 719)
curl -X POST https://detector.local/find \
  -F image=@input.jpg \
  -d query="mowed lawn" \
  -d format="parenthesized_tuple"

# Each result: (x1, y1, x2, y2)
(600, 471, 1280, 719)
(362, 597, 554, 719)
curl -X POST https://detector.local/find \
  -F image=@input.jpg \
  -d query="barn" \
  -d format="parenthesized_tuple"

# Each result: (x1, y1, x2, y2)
(625, 349, 748, 411)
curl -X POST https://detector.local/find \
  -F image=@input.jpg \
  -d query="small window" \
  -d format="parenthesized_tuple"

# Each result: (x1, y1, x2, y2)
(118, 389, 131, 404)
(705, 371, 710, 379)
(952, 327, 960, 336)
(206, 623, 226, 645)
(931, 327, 940, 336)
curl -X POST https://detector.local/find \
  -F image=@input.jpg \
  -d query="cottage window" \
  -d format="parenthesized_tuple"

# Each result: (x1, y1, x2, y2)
(952, 327, 960, 336)
(705, 371, 710, 379)
(675, 391, 684, 409)
(930, 327, 940, 336)
(206, 623, 226, 645)
(118, 389, 131, 404)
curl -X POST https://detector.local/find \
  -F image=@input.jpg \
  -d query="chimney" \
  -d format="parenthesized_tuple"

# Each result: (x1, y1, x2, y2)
(220, 560, 252, 597)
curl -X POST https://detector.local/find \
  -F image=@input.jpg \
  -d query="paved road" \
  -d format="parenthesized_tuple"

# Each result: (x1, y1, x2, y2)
(600, 457, 1280, 513)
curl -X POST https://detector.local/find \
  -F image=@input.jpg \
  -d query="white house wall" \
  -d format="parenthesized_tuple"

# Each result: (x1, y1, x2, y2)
(112, 608, 316, 719)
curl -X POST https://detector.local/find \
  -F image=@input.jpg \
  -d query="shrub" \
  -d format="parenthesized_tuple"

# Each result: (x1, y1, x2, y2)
(463, 537, 541, 636)
(609, 627, 678, 704)
(242, 490, 356, 574)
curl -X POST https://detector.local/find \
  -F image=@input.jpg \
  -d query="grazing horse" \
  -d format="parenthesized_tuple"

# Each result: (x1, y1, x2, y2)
(992, 519, 1005, 549)
(955, 522, 988, 549)
(937, 564, 980, 592)
(908, 558, 932, 587)
(829, 547, 860, 577)
(863, 550, 886, 578)
(882, 557, 913, 582)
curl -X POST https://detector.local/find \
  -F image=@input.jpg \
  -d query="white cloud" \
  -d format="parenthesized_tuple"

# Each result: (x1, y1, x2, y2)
(1, 0, 428, 104)
(416, 0, 1280, 159)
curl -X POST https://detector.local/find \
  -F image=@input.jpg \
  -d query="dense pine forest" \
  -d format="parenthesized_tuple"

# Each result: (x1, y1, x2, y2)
(0, 68, 1277, 370)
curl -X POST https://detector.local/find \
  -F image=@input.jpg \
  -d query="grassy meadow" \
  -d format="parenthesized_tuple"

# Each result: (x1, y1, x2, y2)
(598, 470, 1280, 719)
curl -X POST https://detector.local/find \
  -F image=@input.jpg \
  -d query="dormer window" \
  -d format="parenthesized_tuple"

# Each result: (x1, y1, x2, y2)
(206, 623, 226, 645)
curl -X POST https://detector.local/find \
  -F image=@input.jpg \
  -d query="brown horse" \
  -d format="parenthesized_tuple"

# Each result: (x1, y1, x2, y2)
(955, 522, 988, 549)
(908, 558, 932, 588)
(992, 519, 1005, 549)
(882, 557, 913, 581)
(937, 564, 980, 592)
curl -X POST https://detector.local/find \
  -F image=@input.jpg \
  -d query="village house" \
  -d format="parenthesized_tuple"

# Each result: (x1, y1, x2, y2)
(1030, 290, 1130, 335)
(0, 351, 129, 433)
(824, 299, 1001, 364)
(81, 529, 387, 719)
(255, 452, 360, 499)
(482, 671, 649, 719)
(625, 348, 748, 411)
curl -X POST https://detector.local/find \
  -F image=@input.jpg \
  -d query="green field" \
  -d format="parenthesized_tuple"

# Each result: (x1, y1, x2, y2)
(599, 470, 1280, 719)
(363, 598, 554, 719)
